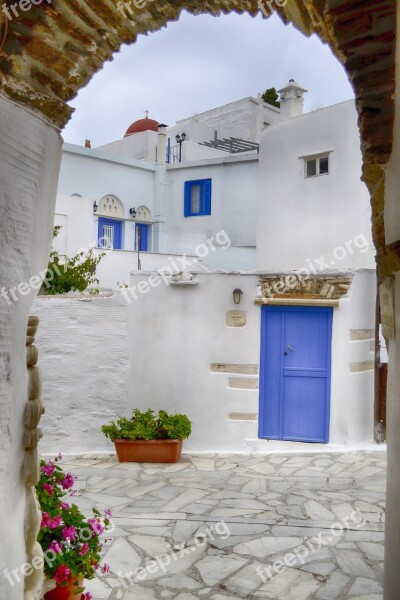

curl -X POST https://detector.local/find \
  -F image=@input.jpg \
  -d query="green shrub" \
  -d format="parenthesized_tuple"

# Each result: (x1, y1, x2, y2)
(101, 409, 192, 441)
(40, 226, 105, 295)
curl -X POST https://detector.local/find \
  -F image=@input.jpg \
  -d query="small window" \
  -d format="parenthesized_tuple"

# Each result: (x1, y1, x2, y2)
(184, 179, 212, 217)
(304, 155, 330, 178)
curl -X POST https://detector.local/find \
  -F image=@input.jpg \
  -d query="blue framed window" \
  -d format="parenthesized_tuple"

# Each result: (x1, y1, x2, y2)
(98, 218, 122, 250)
(135, 224, 149, 252)
(184, 179, 212, 217)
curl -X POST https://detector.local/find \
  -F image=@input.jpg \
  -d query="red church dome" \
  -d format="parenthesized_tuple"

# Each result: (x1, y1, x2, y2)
(124, 117, 160, 137)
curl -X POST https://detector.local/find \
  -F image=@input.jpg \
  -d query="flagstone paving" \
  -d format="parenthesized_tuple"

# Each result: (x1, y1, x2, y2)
(62, 451, 386, 600)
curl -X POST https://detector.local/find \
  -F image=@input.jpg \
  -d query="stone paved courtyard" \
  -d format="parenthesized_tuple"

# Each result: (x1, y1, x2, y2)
(62, 451, 386, 600)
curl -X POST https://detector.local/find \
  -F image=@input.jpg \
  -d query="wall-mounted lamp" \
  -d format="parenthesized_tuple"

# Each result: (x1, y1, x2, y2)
(93, 201, 98, 213)
(233, 288, 243, 305)
(129, 207, 137, 219)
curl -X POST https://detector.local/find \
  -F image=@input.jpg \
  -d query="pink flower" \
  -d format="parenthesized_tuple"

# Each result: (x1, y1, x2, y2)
(62, 526, 77, 541)
(41, 514, 62, 531)
(41, 462, 55, 477)
(61, 473, 75, 490)
(49, 515, 62, 529)
(78, 543, 89, 556)
(88, 519, 104, 535)
(42, 483, 54, 496)
(58, 453, 63, 460)
(41, 512, 51, 528)
(53, 565, 70, 584)
(49, 541, 63, 554)
(83, 593, 93, 600)
(101, 564, 110, 574)
(104, 509, 112, 518)
(60, 502, 70, 511)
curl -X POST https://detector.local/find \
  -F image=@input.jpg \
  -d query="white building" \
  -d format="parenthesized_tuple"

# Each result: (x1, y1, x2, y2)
(37, 82, 377, 453)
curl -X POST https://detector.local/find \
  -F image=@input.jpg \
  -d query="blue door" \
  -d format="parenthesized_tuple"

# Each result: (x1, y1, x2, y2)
(98, 218, 122, 250)
(259, 306, 333, 443)
(135, 224, 149, 252)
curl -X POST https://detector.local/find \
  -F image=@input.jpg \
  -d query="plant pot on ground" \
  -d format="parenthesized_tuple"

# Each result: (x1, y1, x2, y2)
(101, 409, 192, 463)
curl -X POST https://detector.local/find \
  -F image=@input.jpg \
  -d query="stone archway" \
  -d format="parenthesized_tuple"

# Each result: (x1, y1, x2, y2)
(0, 2, 398, 599)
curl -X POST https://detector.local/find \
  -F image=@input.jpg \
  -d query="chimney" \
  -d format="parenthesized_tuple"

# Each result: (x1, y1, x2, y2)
(156, 124, 168, 165)
(85, 139, 91, 148)
(277, 79, 308, 119)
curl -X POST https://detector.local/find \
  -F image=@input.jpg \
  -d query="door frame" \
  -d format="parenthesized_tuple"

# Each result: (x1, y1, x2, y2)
(258, 305, 333, 443)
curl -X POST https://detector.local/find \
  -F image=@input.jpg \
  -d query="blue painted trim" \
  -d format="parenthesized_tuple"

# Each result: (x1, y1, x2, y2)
(184, 179, 212, 217)
(258, 305, 333, 444)
(98, 217, 122, 250)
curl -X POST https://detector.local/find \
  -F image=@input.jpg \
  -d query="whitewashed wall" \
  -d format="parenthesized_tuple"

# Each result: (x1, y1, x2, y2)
(58, 144, 157, 221)
(176, 96, 281, 142)
(0, 96, 62, 600)
(95, 250, 199, 290)
(257, 100, 376, 270)
(32, 270, 375, 455)
(33, 296, 129, 455)
(165, 155, 259, 258)
(128, 269, 376, 453)
(97, 130, 158, 162)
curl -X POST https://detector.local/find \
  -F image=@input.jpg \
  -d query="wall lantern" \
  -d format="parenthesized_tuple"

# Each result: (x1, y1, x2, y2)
(233, 288, 243, 305)
(175, 132, 187, 162)
(129, 207, 137, 218)
(93, 201, 98, 213)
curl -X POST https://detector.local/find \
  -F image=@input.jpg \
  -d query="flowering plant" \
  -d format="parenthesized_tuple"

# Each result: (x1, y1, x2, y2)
(36, 455, 111, 599)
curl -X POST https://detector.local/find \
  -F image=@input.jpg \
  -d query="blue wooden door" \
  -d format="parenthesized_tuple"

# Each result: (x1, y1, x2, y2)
(259, 306, 333, 443)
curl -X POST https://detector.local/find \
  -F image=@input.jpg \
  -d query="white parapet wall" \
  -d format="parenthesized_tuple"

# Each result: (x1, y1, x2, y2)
(33, 295, 129, 455)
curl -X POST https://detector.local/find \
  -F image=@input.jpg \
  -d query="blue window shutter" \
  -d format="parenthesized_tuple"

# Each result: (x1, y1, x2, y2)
(184, 182, 190, 217)
(98, 219, 103, 247)
(140, 225, 148, 251)
(114, 221, 122, 249)
(135, 224, 149, 252)
(203, 179, 212, 214)
(184, 179, 212, 217)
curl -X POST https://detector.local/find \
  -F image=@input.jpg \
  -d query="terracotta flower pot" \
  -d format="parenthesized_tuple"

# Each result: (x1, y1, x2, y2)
(44, 577, 84, 600)
(114, 439, 183, 463)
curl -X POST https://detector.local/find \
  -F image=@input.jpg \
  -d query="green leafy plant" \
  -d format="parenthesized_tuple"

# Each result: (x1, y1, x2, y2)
(36, 454, 112, 598)
(101, 409, 192, 442)
(40, 226, 105, 295)
(261, 87, 280, 108)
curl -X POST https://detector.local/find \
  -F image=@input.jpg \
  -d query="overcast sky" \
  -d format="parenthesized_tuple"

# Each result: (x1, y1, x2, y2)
(62, 11, 354, 147)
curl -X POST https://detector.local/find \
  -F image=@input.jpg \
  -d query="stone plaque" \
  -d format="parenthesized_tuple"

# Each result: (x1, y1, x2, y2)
(226, 310, 247, 327)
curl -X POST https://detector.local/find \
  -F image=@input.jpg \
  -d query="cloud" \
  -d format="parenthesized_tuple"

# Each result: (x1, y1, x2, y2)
(62, 11, 354, 147)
